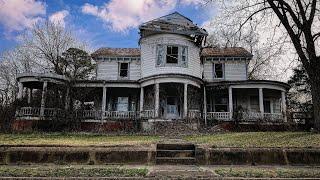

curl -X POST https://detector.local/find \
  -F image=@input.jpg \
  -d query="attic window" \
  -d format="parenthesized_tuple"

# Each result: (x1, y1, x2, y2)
(166, 46, 179, 64)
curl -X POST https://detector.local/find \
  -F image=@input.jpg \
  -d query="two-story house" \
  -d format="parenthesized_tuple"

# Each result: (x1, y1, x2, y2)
(14, 12, 290, 131)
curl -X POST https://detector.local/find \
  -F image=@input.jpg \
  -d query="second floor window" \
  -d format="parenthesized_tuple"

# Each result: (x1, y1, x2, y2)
(119, 63, 129, 78)
(156, 44, 188, 67)
(166, 46, 179, 64)
(213, 63, 224, 79)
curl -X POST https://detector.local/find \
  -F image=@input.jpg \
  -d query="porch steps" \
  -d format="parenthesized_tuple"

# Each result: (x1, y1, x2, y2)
(156, 143, 196, 165)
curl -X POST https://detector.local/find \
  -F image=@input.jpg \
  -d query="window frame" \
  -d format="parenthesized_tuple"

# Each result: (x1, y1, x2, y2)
(118, 62, 129, 79)
(156, 44, 188, 67)
(166, 45, 179, 64)
(213, 62, 225, 79)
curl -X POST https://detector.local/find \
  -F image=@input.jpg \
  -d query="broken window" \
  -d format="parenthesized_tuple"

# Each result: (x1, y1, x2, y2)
(156, 45, 188, 67)
(166, 46, 179, 64)
(119, 63, 129, 78)
(213, 63, 224, 79)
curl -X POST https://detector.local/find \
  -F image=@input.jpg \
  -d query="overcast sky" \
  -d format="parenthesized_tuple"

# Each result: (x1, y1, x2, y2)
(0, 0, 216, 53)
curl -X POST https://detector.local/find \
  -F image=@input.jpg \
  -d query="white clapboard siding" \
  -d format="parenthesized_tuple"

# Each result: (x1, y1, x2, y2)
(225, 61, 247, 80)
(203, 61, 247, 81)
(96, 60, 141, 80)
(129, 61, 141, 80)
(96, 61, 119, 80)
(140, 34, 202, 79)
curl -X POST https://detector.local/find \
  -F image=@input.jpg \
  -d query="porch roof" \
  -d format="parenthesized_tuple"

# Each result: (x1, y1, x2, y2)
(205, 80, 290, 91)
(201, 47, 253, 58)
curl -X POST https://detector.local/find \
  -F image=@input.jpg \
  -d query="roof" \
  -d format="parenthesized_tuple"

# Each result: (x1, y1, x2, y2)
(139, 12, 208, 36)
(201, 47, 253, 57)
(206, 80, 290, 90)
(92, 47, 253, 59)
(91, 48, 140, 57)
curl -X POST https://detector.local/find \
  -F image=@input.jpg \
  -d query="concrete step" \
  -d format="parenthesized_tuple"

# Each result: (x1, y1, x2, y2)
(157, 144, 195, 150)
(155, 157, 196, 165)
(156, 150, 195, 158)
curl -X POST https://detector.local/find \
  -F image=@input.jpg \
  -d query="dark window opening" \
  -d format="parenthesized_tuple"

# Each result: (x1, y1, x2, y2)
(119, 63, 128, 78)
(166, 46, 179, 64)
(214, 63, 224, 78)
(264, 100, 271, 113)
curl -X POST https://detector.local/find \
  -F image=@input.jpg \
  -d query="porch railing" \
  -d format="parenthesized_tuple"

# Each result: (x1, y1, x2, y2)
(16, 107, 64, 118)
(188, 109, 202, 119)
(103, 111, 138, 119)
(16, 107, 41, 117)
(140, 110, 155, 119)
(75, 110, 102, 119)
(206, 112, 231, 121)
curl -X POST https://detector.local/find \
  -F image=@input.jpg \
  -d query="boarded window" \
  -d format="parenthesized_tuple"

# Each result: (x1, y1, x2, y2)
(213, 63, 224, 79)
(119, 63, 129, 78)
(166, 46, 179, 64)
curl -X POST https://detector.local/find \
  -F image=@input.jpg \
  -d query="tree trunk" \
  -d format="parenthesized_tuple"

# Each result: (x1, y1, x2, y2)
(309, 71, 320, 130)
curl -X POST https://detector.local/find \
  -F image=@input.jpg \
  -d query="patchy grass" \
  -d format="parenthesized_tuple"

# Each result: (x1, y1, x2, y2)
(0, 165, 148, 177)
(184, 132, 320, 148)
(214, 167, 320, 178)
(0, 133, 160, 146)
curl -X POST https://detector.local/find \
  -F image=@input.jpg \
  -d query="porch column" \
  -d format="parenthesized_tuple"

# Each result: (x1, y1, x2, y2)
(281, 90, 287, 122)
(259, 88, 264, 115)
(27, 88, 32, 104)
(154, 83, 159, 117)
(40, 81, 48, 117)
(17, 82, 23, 99)
(183, 83, 188, 118)
(140, 86, 144, 111)
(203, 86, 207, 125)
(102, 86, 107, 113)
(228, 86, 233, 119)
(64, 87, 70, 110)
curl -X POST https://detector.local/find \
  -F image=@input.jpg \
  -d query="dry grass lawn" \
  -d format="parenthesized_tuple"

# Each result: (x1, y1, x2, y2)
(184, 132, 320, 148)
(0, 133, 160, 146)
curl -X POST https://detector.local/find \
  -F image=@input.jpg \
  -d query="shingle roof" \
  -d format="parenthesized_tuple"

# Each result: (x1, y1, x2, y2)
(139, 12, 208, 36)
(201, 47, 252, 57)
(92, 48, 140, 57)
(92, 47, 253, 59)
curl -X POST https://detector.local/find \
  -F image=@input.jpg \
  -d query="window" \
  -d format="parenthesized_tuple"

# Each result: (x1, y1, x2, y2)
(157, 45, 188, 67)
(213, 63, 224, 79)
(214, 95, 228, 112)
(166, 46, 179, 64)
(119, 63, 129, 78)
(117, 97, 129, 111)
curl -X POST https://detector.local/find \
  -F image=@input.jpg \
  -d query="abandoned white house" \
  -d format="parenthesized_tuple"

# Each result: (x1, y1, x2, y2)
(14, 12, 290, 130)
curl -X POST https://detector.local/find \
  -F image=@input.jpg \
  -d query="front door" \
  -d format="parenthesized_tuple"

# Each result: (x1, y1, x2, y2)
(166, 97, 179, 119)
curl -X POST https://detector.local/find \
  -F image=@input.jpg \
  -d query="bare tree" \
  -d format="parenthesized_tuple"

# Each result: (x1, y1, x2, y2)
(205, 3, 287, 80)
(213, 0, 320, 129)
(24, 21, 85, 75)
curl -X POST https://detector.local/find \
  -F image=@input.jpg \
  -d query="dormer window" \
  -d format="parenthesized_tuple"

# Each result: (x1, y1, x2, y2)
(166, 46, 179, 64)
(213, 63, 224, 79)
(156, 44, 188, 67)
(119, 63, 129, 78)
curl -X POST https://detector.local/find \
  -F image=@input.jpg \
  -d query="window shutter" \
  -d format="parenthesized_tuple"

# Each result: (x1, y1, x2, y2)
(181, 46, 188, 67)
(156, 44, 164, 66)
